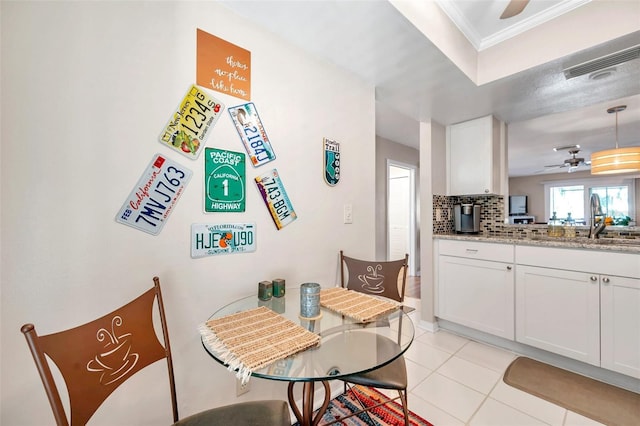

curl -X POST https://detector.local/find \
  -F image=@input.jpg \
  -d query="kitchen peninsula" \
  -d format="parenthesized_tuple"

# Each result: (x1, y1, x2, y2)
(433, 231, 640, 392)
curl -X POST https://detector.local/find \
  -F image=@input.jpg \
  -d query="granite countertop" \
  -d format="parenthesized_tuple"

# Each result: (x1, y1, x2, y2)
(434, 233, 640, 254)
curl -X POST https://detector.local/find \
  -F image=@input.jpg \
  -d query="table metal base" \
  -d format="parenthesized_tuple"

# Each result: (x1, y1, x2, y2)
(287, 381, 331, 426)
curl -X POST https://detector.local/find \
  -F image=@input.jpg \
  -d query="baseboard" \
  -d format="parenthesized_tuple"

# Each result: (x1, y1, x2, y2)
(417, 319, 439, 333)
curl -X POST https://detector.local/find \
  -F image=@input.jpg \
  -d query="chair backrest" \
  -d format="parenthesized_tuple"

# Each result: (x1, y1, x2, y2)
(339, 250, 409, 303)
(21, 276, 179, 426)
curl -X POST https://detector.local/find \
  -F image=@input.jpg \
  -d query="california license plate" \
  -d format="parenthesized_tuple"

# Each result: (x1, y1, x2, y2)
(159, 84, 224, 160)
(116, 154, 192, 235)
(228, 103, 276, 167)
(191, 223, 256, 258)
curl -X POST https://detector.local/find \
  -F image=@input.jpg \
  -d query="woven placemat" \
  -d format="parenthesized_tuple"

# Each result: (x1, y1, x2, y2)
(320, 287, 399, 322)
(199, 306, 320, 383)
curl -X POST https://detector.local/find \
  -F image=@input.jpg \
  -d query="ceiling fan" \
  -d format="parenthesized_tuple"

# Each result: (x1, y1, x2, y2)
(500, 0, 530, 19)
(543, 149, 591, 173)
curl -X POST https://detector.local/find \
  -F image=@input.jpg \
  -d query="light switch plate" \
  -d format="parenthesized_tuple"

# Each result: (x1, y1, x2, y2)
(344, 204, 353, 224)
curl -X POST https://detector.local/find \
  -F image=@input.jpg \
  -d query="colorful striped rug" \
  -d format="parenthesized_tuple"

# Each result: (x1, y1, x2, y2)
(293, 385, 434, 426)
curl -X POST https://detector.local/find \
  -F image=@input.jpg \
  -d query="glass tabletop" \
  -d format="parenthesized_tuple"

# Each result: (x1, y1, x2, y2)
(201, 287, 415, 382)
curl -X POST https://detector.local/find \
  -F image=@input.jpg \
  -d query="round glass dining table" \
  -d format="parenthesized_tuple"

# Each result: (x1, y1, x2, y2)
(201, 286, 415, 426)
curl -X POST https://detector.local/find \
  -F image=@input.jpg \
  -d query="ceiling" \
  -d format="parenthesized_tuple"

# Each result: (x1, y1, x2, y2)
(219, 0, 640, 177)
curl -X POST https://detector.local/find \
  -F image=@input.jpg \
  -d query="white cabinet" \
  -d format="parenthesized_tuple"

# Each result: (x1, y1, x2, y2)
(515, 245, 640, 377)
(446, 115, 503, 196)
(601, 275, 640, 379)
(515, 265, 600, 366)
(436, 240, 514, 339)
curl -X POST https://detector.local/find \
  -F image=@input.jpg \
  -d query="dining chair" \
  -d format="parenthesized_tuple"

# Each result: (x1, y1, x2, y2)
(338, 250, 410, 425)
(21, 276, 291, 426)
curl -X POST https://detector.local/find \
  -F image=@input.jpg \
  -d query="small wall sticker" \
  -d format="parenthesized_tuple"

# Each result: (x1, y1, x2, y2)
(323, 138, 340, 186)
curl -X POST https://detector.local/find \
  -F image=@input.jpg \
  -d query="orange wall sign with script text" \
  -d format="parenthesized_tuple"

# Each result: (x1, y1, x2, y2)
(197, 29, 251, 101)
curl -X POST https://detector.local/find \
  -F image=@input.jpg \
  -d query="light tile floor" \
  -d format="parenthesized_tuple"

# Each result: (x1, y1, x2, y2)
(383, 298, 607, 426)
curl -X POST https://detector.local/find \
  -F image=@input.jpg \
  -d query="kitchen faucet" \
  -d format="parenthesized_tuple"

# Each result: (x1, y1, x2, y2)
(589, 193, 606, 239)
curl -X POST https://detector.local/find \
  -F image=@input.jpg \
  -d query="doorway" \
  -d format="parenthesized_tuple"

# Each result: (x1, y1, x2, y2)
(386, 160, 417, 277)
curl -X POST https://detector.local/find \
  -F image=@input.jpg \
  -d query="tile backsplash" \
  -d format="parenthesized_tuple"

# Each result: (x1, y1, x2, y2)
(433, 195, 640, 240)
(433, 195, 505, 235)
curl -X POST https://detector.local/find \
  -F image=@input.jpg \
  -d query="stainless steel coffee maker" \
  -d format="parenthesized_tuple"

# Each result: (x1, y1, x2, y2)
(454, 203, 481, 234)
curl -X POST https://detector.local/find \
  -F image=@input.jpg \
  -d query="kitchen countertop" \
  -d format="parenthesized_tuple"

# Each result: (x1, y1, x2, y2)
(434, 233, 640, 254)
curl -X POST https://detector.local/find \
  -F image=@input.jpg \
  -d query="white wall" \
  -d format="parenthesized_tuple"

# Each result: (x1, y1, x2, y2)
(0, 2, 376, 424)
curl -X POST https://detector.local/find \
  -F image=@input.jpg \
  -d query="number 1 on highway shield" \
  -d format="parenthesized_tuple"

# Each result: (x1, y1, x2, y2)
(204, 148, 246, 212)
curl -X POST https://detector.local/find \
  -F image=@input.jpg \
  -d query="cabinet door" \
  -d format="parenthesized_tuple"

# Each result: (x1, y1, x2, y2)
(515, 266, 599, 366)
(437, 255, 514, 339)
(601, 275, 640, 379)
(446, 116, 495, 195)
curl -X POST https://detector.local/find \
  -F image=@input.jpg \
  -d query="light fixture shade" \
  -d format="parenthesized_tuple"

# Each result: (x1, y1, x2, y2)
(590, 146, 640, 174)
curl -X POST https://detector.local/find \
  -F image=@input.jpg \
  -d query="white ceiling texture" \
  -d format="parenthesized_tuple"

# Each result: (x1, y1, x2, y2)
(219, 0, 640, 177)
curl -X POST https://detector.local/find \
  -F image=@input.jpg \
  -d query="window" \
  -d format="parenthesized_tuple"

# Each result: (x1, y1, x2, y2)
(544, 178, 635, 224)
(549, 185, 584, 221)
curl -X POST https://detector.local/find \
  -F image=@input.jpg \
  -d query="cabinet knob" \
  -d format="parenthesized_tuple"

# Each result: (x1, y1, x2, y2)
(484, 189, 489, 193)
(506, 266, 512, 270)
(602, 277, 610, 284)
(590, 276, 598, 282)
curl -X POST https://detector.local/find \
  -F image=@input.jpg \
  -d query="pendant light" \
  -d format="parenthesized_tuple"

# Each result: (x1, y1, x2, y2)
(591, 105, 640, 175)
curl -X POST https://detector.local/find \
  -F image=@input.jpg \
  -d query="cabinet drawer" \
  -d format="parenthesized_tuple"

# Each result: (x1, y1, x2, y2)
(438, 239, 514, 263)
(515, 245, 640, 278)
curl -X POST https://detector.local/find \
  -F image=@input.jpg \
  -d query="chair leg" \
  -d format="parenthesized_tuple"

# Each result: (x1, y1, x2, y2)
(398, 388, 409, 425)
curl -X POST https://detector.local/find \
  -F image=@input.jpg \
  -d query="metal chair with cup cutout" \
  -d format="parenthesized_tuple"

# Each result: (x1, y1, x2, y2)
(338, 250, 411, 425)
(21, 276, 291, 426)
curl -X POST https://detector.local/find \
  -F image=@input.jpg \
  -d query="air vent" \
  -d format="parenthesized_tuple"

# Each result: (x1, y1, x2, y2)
(563, 45, 640, 79)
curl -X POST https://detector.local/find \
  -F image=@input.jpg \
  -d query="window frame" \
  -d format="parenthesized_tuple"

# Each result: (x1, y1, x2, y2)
(543, 176, 636, 223)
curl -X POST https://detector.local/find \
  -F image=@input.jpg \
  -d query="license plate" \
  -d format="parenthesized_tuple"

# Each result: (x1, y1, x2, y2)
(255, 169, 297, 230)
(228, 103, 276, 167)
(116, 154, 192, 235)
(159, 84, 224, 160)
(191, 223, 256, 258)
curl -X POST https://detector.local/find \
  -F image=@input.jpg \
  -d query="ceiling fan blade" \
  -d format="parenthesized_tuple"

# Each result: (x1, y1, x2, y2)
(500, 0, 530, 19)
